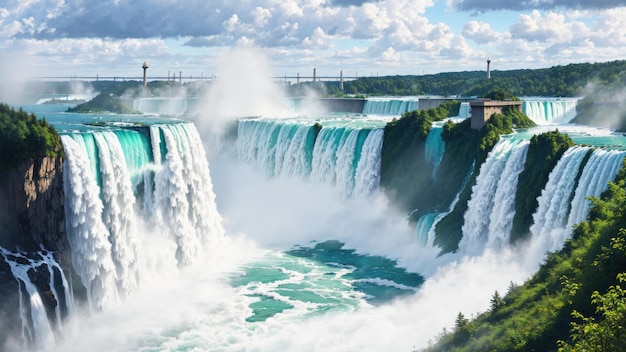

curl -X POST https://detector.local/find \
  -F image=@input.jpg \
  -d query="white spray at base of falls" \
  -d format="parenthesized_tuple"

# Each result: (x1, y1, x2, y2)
(61, 122, 224, 312)
(460, 139, 529, 254)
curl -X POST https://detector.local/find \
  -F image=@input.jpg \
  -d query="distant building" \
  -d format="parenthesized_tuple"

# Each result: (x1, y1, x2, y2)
(470, 99, 523, 129)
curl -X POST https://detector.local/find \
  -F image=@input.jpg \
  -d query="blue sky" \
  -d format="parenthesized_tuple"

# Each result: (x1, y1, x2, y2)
(1, 0, 625, 81)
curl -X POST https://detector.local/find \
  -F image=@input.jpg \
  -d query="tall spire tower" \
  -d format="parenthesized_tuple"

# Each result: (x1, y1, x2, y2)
(487, 58, 491, 79)
(142, 61, 149, 87)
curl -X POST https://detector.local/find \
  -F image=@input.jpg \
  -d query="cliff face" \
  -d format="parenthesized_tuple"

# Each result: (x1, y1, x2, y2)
(0, 155, 71, 348)
(0, 156, 67, 251)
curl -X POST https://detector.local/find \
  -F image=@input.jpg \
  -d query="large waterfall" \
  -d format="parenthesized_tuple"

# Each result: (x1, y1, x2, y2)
(61, 122, 224, 312)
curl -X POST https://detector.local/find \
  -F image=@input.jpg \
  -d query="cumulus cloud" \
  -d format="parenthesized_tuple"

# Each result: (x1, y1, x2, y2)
(449, 0, 626, 12)
(463, 20, 507, 44)
(509, 10, 580, 42)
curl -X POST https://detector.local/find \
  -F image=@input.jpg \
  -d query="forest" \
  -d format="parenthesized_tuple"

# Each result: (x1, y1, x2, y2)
(0, 103, 63, 177)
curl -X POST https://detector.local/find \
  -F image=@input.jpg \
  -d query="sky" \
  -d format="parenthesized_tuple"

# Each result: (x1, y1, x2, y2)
(1, 0, 626, 81)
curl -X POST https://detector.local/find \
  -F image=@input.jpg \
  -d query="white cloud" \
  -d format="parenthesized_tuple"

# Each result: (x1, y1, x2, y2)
(302, 27, 332, 49)
(510, 10, 580, 43)
(252, 6, 272, 27)
(463, 20, 506, 44)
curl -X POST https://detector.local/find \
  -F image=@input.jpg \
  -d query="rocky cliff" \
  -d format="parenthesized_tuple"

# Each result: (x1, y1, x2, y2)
(0, 155, 72, 348)
(0, 156, 67, 251)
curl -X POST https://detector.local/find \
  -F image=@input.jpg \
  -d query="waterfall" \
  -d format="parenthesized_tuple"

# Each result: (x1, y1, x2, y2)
(237, 119, 384, 197)
(529, 146, 590, 251)
(237, 120, 317, 178)
(353, 129, 384, 196)
(92, 131, 140, 297)
(362, 98, 419, 115)
(459, 139, 529, 253)
(61, 122, 224, 311)
(456, 102, 471, 119)
(62, 134, 120, 311)
(1, 249, 75, 348)
(565, 149, 626, 235)
(425, 126, 445, 179)
(522, 98, 578, 125)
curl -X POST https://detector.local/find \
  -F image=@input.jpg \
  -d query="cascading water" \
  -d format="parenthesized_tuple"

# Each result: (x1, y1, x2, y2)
(353, 129, 384, 196)
(530, 147, 626, 251)
(362, 98, 419, 115)
(566, 149, 626, 228)
(424, 126, 445, 179)
(237, 120, 317, 178)
(0, 248, 74, 348)
(522, 98, 578, 125)
(61, 122, 224, 312)
(236, 119, 385, 197)
(459, 139, 529, 254)
(529, 146, 590, 251)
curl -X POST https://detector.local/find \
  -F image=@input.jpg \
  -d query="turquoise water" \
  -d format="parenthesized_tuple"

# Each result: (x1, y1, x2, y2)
(230, 241, 423, 323)
(512, 125, 626, 149)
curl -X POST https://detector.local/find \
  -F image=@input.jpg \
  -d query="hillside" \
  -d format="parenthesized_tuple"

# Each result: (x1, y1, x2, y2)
(423, 160, 626, 351)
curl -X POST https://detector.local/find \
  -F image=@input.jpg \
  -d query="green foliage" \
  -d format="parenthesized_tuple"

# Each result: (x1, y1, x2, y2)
(481, 87, 521, 101)
(68, 93, 142, 114)
(511, 131, 575, 242)
(490, 291, 506, 313)
(0, 103, 63, 177)
(424, 158, 626, 352)
(380, 102, 460, 212)
(558, 272, 626, 352)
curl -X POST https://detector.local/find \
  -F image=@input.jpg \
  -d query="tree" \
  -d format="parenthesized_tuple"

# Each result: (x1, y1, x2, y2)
(490, 290, 505, 313)
(558, 273, 626, 352)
